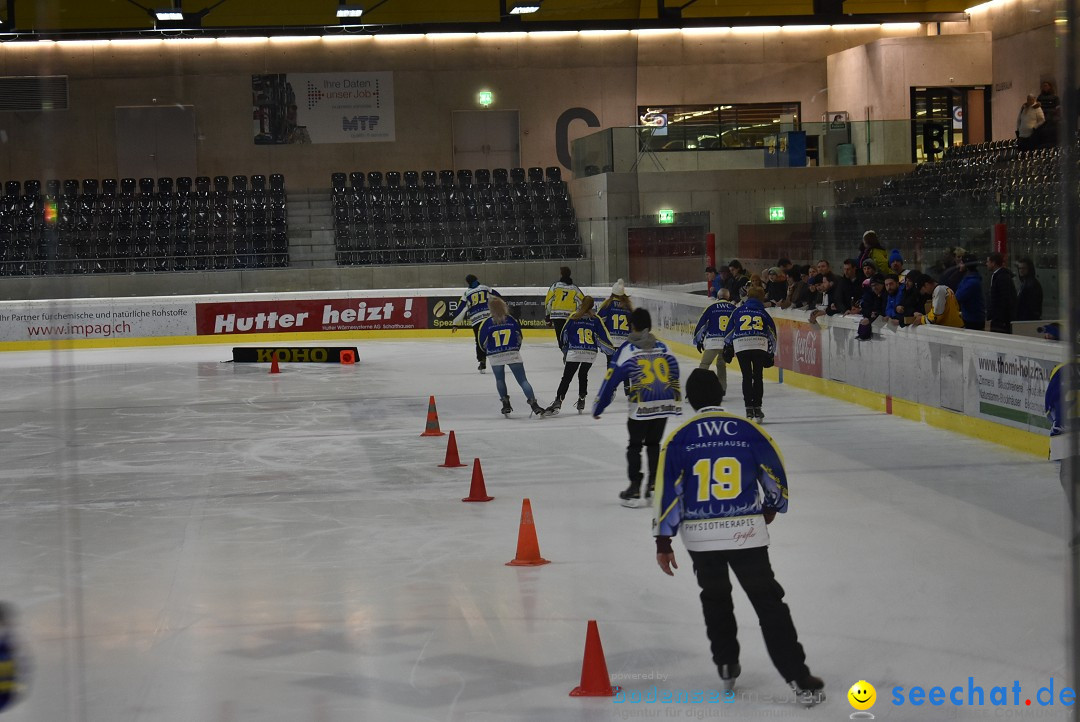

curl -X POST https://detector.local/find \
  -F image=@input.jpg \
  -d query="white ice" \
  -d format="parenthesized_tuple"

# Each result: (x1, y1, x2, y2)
(0, 337, 1067, 722)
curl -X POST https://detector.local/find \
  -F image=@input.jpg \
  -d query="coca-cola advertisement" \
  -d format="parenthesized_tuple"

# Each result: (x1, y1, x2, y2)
(775, 319, 822, 378)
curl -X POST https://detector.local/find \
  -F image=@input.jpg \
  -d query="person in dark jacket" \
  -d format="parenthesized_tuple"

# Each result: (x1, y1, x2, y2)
(1015, 257, 1044, 321)
(857, 274, 887, 340)
(837, 259, 861, 311)
(939, 247, 967, 292)
(895, 270, 924, 325)
(726, 260, 751, 300)
(985, 252, 1016, 334)
(883, 274, 904, 323)
(781, 266, 812, 309)
(1037, 80, 1060, 149)
(954, 254, 986, 330)
(763, 267, 787, 307)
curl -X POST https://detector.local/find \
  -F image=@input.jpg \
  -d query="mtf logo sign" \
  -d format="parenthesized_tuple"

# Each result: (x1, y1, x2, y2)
(343, 115, 380, 131)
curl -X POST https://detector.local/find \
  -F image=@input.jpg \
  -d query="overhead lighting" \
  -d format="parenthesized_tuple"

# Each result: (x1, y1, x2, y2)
(509, 3, 542, 14)
(336, 4, 365, 18)
(154, 9, 184, 21)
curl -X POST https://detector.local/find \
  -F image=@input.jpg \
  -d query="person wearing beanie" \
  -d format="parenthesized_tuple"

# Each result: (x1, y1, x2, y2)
(723, 286, 776, 421)
(888, 249, 905, 276)
(544, 266, 584, 354)
(598, 280, 635, 389)
(545, 296, 616, 415)
(450, 274, 502, 373)
(653, 368, 824, 706)
(593, 308, 683, 506)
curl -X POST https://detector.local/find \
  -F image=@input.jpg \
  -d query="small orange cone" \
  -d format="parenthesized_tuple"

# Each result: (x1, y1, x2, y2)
(269, 352, 280, 375)
(569, 620, 620, 697)
(462, 458, 494, 502)
(506, 498, 550, 566)
(439, 431, 468, 469)
(420, 395, 445, 437)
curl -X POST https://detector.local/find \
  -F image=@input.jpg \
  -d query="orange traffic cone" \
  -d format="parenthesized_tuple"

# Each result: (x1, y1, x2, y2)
(569, 620, 620, 697)
(420, 395, 445, 437)
(269, 352, 280, 375)
(439, 431, 468, 468)
(506, 498, 550, 566)
(462, 458, 494, 502)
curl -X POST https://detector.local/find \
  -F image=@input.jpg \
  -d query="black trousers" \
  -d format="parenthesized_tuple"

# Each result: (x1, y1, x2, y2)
(736, 349, 769, 407)
(626, 417, 667, 489)
(471, 324, 486, 364)
(552, 319, 567, 351)
(556, 361, 591, 399)
(688, 546, 810, 683)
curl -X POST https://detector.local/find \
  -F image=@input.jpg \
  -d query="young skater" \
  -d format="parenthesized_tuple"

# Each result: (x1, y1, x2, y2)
(547, 296, 615, 415)
(477, 296, 546, 418)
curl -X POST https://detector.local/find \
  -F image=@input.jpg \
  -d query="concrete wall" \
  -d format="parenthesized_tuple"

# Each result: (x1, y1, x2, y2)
(0, 25, 929, 187)
(826, 33, 993, 123)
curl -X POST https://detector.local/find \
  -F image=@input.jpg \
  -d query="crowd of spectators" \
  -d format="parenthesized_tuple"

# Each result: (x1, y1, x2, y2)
(705, 229, 1047, 337)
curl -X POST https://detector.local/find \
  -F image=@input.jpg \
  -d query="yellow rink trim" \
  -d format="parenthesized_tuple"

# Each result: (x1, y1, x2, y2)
(659, 335, 1049, 458)
(0, 328, 555, 352)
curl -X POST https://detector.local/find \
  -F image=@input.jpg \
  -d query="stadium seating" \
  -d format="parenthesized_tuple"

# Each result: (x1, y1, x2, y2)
(0, 174, 288, 275)
(331, 166, 583, 266)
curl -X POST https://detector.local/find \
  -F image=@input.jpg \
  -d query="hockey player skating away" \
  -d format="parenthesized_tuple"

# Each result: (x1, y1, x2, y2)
(0, 602, 28, 713)
(477, 297, 546, 418)
(593, 308, 683, 507)
(693, 288, 737, 405)
(544, 266, 584, 354)
(723, 286, 777, 422)
(597, 279, 633, 393)
(654, 369, 825, 707)
(451, 274, 502, 373)
(546, 296, 616, 415)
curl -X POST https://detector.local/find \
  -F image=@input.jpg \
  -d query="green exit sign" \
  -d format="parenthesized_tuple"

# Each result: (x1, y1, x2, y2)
(478, 90, 494, 107)
(658, 209, 674, 224)
(769, 206, 786, 221)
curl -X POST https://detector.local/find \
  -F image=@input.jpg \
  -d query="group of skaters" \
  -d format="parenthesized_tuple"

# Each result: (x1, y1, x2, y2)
(451, 267, 823, 707)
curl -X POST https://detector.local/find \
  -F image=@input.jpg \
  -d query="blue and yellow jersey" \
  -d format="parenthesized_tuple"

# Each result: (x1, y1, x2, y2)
(723, 298, 777, 354)
(693, 300, 737, 350)
(653, 408, 789, 552)
(545, 281, 584, 320)
(560, 316, 616, 357)
(593, 339, 682, 420)
(597, 301, 632, 345)
(478, 315, 524, 356)
(0, 633, 25, 711)
(452, 284, 501, 327)
(1046, 361, 1080, 461)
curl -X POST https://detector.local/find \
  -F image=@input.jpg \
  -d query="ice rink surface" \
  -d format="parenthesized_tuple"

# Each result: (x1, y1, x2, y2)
(0, 336, 1067, 722)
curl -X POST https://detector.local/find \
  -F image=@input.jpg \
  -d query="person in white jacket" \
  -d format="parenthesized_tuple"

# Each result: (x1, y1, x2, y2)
(1016, 94, 1045, 152)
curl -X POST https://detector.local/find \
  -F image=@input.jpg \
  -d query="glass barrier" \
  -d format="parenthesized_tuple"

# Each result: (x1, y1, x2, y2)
(572, 120, 972, 174)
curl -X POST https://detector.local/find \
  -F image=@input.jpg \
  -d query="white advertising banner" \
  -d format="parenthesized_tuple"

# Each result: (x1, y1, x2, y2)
(294, 71, 395, 144)
(973, 350, 1056, 431)
(0, 301, 196, 342)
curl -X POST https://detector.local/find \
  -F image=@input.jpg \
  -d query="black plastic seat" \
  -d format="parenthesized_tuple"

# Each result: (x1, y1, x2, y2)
(457, 169, 473, 188)
(269, 173, 285, 192)
(474, 169, 491, 187)
(510, 167, 526, 184)
(332, 173, 348, 192)
(545, 167, 562, 183)
(232, 175, 248, 193)
(250, 175, 266, 192)
(176, 177, 192, 194)
(101, 178, 118, 196)
(45, 179, 61, 198)
(195, 176, 211, 193)
(367, 172, 384, 188)
(439, 170, 455, 187)
(527, 167, 544, 183)
(386, 171, 401, 187)
(421, 170, 437, 188)
(138, 178, 155, 195)
(493, 168, 509, 186)
(157, 177, 173, 194)
(213, 176, 229, 194)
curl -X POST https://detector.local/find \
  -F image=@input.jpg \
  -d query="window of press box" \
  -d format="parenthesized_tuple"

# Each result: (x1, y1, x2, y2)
(637, 103, 801, 151)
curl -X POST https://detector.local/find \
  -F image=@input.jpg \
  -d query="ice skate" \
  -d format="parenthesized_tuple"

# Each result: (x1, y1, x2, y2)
(789, 674, 825, 707)
(478, 361, 486, 374)
(754, 406, 765, 422)
(719, 663, 741, 692)
(545, 396, 563, 416)
(527, 399, 546, 418)
(575, 395, 587, 414)
(619, 483, 643, 508)
(500, 396, 513, 417)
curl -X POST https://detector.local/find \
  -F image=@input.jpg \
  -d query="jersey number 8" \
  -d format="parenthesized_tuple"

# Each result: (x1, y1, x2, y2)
(693, 457, 742, 501)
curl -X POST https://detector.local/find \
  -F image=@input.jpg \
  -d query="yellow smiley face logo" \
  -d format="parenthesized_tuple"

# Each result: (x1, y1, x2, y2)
(848, 680, 877, 710)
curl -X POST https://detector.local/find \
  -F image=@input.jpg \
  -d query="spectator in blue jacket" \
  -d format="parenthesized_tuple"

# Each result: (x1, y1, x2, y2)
(883, 273, 903, 323)
(954, 254, 986, 330)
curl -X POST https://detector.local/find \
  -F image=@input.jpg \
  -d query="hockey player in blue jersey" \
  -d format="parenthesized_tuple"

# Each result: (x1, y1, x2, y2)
(654, 369, 824, 706)
(693, 288, 737, 404)
(723, 286, 777, 421)
(593, 308, 683, 506)
(546, 296, 616, 414)
(1046, 360, 1079, 462)
(451, 274, 502, 373)
(0, 602, 27, 713)
(597, 279, 634, 395)
(477, 296, 547, 418)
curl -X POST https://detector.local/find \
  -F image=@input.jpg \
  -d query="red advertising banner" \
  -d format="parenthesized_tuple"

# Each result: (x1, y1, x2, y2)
(775, 319, 822, 378)
(195, 297, 428, 335)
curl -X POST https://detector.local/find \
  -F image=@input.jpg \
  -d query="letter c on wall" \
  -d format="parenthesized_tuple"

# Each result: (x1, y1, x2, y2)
(556, 108, 600, 169)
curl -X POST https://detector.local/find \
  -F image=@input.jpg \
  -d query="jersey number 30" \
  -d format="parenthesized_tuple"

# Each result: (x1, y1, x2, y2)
(693, 457, 742, 501)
